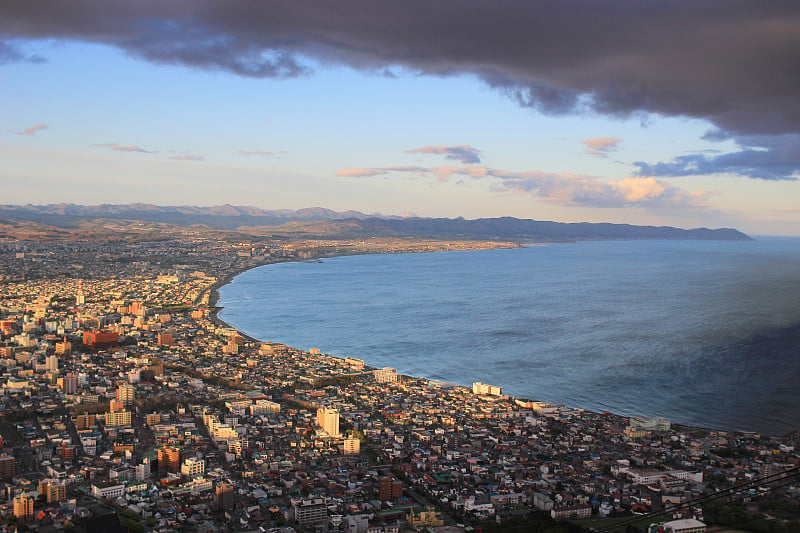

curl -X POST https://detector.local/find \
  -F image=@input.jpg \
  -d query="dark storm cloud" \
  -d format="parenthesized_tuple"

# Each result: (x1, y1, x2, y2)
(0, 40, 45, 64)
(634, 134, 800, 181)
(2, 1, 799, 138)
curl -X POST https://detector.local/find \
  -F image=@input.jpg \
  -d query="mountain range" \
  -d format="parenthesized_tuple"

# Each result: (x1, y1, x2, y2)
(0, 204, 751, 242)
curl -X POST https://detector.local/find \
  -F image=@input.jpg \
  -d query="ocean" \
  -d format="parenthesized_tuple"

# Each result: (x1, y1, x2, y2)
(218, 237, 800, 435)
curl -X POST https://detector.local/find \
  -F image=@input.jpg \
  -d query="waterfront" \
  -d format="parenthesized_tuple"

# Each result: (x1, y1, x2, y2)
(219, 238, 800, 436)
(1, 236, 798, 530)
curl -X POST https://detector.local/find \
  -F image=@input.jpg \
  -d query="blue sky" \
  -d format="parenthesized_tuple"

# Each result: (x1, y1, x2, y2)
(2, 3, 800, 235)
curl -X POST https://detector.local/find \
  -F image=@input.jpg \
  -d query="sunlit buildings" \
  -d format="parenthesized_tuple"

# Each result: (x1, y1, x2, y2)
(13, 493, 34, 520)
(316, 406, 340, 437)
(115, 383, 135, 405)
(342, 437, 360, 455)
(181, 457, 205, 477)
(82, 330, 119, 349)
(472, 381, 502, 396)
(158, 445, 181, 473)
(374, 367, 398, 383)
(215, 482, 234, 511)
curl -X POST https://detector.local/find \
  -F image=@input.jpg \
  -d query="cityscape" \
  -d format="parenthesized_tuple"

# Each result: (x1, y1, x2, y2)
(3, 1, 800, 532)
(0, 233, 797, 532)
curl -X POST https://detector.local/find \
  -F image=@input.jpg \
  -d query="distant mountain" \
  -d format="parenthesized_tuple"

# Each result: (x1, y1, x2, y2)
(268, 216, 752, 242)
(0, 203, 382, 230)
(0, 204, 752, 241)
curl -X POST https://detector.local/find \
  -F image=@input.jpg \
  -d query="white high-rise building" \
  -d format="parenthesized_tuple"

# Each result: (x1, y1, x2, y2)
(181, 457, 205, 477)
(46, 355, 58, 373)
(374, 367, 398, 383)
(316, 406, 340, 437)
(116, 384, 135, 405)
(75, 281, 85, 306)
(135, 458, 151, 481)
(472, 382, 502, 396)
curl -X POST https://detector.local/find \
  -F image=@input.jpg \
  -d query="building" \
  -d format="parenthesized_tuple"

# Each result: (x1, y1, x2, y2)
(181, 457, 205, 477)
(55, 338, 72, 356)
(61, 442, 76, 461)
(215, 482, 234, 511)
(75, 412, 97, 430)
(0, 454, 16, 480)
(39, 481, 66, 503)
(113, 441, 135, 454)
(58, 374, 78, 394)
(408, 507, 444, 528)
(342, 437, 361, 455)
(82, 330, 119, 349)
(115, 384, 135, 405)
(14, 493, 34, 520)
(317, 406, 340, 437)
(551, 504, 592, 520)
(223, 341, 238, 355)
(45, 354, 58, 372)
(626, 469, 702, 486)
(91, 481, 125, 499)
(379, 475, 403, 500)
(75, 281, 85, 305)
(292, 497, 328, 527)
(158, 332, 174, 346)
(105, 409, 132, 427)
(158, 445, 181, 473)
(135, 459, 151, 481)
(624, 426, 650, 439)
(472, 382, 502, 396)
(145, 363, 163, 377)
(188, 476, 213, 494)
(631, 416, 671, 432)
(250, 399, 281, 415)
(345, 357, 364, 369)
(649, 519, 707, 533)
(374, 367, 398, 383)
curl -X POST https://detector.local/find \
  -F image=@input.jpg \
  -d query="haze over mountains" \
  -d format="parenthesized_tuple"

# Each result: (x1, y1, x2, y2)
(0, 204, 751, 242)
(0, 203, 380, 229)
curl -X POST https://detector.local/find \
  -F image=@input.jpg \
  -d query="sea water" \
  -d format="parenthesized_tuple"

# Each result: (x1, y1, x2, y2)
(218, 238, 800, 435)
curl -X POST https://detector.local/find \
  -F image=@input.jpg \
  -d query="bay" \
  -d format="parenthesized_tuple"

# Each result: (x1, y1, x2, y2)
(218, 238, 800, 435)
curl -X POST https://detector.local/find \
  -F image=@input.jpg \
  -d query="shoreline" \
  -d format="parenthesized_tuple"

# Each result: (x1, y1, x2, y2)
(203, 245, 797, 439)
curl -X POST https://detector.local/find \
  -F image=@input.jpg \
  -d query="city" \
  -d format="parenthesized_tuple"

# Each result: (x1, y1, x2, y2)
(0, 236, 798, 532)
(4, 1, 800, 531)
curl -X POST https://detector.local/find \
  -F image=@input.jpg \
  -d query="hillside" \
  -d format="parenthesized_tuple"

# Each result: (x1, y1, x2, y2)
(0, 204, 752, 242)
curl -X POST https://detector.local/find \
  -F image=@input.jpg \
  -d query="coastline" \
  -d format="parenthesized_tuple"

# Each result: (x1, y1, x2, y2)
(205, 258, 277, 341)
(204, 244, 798, 438)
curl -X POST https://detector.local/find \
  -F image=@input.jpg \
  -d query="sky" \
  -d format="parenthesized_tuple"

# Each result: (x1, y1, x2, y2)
(2, 1, 800, 235)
